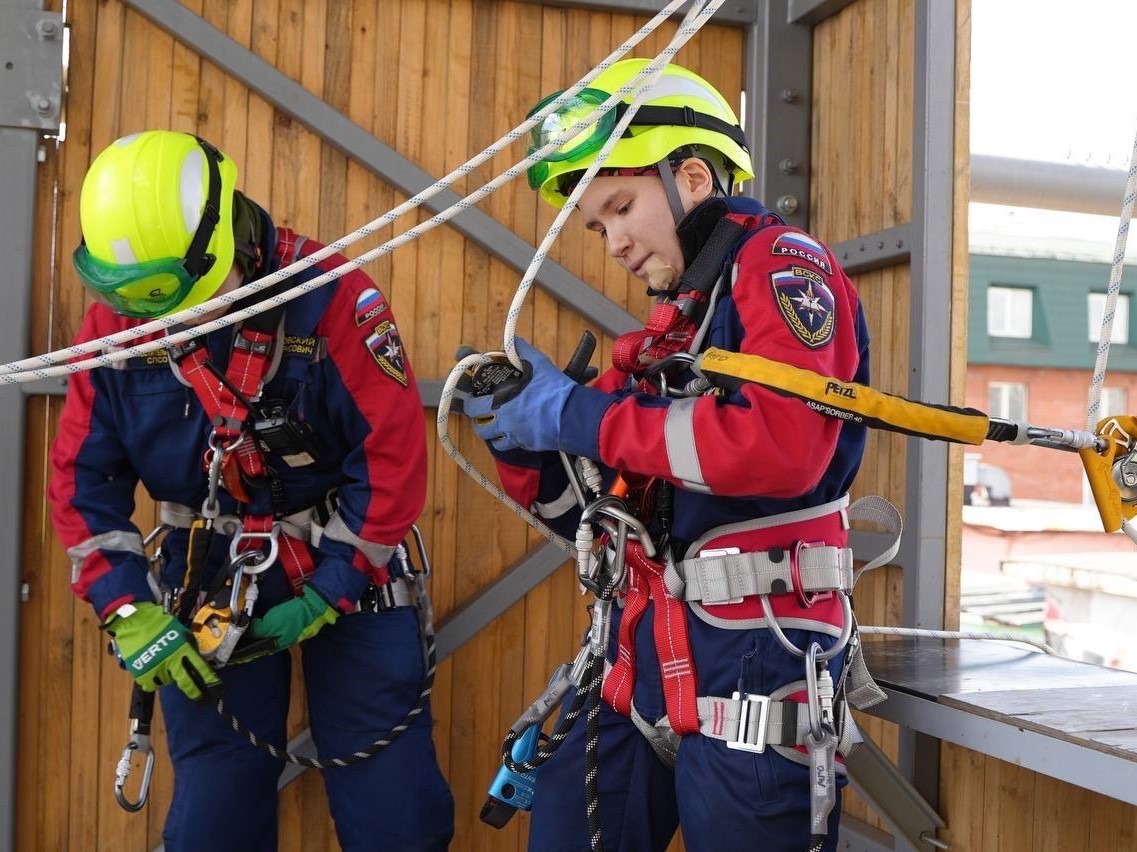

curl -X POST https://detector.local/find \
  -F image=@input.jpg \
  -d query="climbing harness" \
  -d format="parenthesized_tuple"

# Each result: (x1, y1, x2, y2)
(112, 522, 440, 811)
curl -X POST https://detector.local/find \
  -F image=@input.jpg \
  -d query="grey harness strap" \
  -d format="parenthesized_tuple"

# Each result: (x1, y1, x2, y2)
(668, 544, 853, 603)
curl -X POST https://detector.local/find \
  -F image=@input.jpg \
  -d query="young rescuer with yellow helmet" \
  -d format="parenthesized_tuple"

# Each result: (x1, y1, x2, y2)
(49, 130, 453, 850)
(461, 60, 871, 851)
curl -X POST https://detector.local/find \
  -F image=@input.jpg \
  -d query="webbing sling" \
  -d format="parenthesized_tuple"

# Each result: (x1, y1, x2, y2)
(611, 213, 748, 384)
(602, 542, 701, 735)
(169, 232, 313, 595)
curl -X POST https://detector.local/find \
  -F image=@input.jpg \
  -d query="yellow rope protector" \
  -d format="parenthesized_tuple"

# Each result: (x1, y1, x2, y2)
(1080, 416, 1137, 533)
(695, 348, 990, 446)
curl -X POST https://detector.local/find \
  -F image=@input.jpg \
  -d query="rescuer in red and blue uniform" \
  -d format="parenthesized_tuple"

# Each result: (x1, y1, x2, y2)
(461, 61, 870, 851)
(48, 130, 453, 851)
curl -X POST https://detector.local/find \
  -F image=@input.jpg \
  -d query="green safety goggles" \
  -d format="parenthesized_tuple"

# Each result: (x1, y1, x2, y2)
(72, 137, 223, 319)
(526, 88, 623, 190)
(72, 246, 206, 318)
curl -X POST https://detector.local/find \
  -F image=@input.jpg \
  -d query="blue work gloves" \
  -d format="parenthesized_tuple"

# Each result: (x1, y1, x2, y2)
(463, 338, 577, 453)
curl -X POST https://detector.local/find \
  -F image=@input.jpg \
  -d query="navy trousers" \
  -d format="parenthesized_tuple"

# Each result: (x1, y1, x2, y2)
(159, 607, 454, 851)
(527, 603, 845, 852)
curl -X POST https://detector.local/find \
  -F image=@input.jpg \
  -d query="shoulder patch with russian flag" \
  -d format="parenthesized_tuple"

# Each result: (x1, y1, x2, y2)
(770, 266, 836, 349)
(354, 288, 389, 326)
(771, 231, 832, 275)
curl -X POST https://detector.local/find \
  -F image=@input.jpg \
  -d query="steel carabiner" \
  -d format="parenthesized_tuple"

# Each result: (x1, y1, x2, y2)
(114, 737, 155, 812)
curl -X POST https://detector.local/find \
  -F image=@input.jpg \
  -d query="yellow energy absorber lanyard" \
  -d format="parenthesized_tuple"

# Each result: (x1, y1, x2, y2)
(695, 348, 990, 446)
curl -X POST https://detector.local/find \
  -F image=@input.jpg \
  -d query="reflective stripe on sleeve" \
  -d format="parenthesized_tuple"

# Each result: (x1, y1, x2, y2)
(321, 512, 397, 568)
(664, 398, 710, 493)
(67, 530, 145, 583)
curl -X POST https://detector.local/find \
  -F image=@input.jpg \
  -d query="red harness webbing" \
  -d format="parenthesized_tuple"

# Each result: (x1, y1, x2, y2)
(602, 542, 701, 735)
(174, 230, 312, 594)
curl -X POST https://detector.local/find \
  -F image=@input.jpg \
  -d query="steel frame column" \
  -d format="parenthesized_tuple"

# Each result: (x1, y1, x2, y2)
(0, 0, 59, 846)
(0, 124, 36, 852)
(897, 0, 956, 809)
(744, 0, 812, 230)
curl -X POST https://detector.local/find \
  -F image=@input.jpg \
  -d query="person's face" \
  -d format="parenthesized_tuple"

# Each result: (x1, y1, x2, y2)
(182, 263, 244, 326)
(575, 158, 714, 291)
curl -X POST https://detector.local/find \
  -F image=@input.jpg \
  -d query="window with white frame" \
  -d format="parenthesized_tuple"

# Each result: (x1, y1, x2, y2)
(1088, 293, 1130, 344)
(988, 382, 1028, 421)
(987, 286, 1033, 338)
(1098, 386, 1128, 420)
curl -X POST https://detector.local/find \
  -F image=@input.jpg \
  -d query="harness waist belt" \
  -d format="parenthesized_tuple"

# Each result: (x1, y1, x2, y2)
(161, 501, 317, 544)
(668, 543, 853, 603)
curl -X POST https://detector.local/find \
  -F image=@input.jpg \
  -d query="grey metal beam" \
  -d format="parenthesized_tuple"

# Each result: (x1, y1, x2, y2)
(0, 125, 37, 852)
(845, 732, 944, 851)
(274, 541, 569, 794)
(123, 0, 639, 340)
(837, 815, 897, 852)
(514, 0, 757, 25)
(744, 0, 812, 229)
(869, 686, 1137, 808)
(898, 0, 957, 811)
(435, 542, 569, 661)
(19, 378, 66, 397)
(972, 153, 1131, 218)
(787, 0, 857, 26)
(830, 225, 913, 276)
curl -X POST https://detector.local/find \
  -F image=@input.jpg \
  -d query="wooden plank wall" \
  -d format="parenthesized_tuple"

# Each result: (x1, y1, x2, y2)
(14, 2, 741, 850)
(809, 0, 912, 831)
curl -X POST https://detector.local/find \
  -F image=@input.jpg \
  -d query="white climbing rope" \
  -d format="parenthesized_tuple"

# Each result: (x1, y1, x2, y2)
(435, 0, 726, 553)
(858, 626, 1054, 655)
(0, 0, 697, 383)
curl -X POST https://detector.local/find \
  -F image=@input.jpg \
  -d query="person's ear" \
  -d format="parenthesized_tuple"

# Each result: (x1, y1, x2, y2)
(675, 158, 715, 203)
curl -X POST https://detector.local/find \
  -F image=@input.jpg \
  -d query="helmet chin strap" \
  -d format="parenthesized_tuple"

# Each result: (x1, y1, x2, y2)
(657, 158, 687, 225)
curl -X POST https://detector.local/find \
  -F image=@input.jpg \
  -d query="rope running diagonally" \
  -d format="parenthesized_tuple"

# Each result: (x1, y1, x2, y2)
(0, 0, 696, 382)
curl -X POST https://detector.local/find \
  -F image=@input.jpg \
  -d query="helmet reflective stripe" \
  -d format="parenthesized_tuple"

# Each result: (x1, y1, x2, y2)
(640, 75, 724, 109)
(179, 147, 206, 234)
(110, 237, 137, 265)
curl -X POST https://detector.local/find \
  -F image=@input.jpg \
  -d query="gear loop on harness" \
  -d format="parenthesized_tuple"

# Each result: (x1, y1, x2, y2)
(759, 592, 853, 662)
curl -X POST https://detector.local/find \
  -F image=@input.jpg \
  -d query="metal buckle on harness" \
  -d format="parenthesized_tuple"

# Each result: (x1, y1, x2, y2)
(726, 691, 771, 754)
(791, 540, 833, 609)
(228, 522, 281, 574)
(359, 580, 398, 613)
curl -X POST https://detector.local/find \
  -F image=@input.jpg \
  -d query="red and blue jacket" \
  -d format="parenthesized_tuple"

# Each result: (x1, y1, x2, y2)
(49, 215, 427, 620)
(493, 196, 869, 561)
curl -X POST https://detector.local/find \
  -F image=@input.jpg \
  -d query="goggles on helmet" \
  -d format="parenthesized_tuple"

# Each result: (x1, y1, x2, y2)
(72, 138, 225, 319)
(525, 87, 750, 191)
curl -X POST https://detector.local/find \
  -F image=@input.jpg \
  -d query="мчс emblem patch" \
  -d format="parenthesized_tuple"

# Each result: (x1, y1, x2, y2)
(365, 320, 408, 386)
(771, 266, 836, 349)
(771, 231, 832, 275)
(354, 288, 389, 326)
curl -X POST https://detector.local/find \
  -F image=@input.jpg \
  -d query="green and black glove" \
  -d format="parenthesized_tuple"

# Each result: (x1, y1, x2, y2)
(231, 584, 339, 664)
(105, 602, 220, 701)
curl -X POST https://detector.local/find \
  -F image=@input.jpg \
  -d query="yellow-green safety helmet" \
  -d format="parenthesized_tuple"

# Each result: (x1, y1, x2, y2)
(73, 130, 239, 318)
(526, 59, 754, 208)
